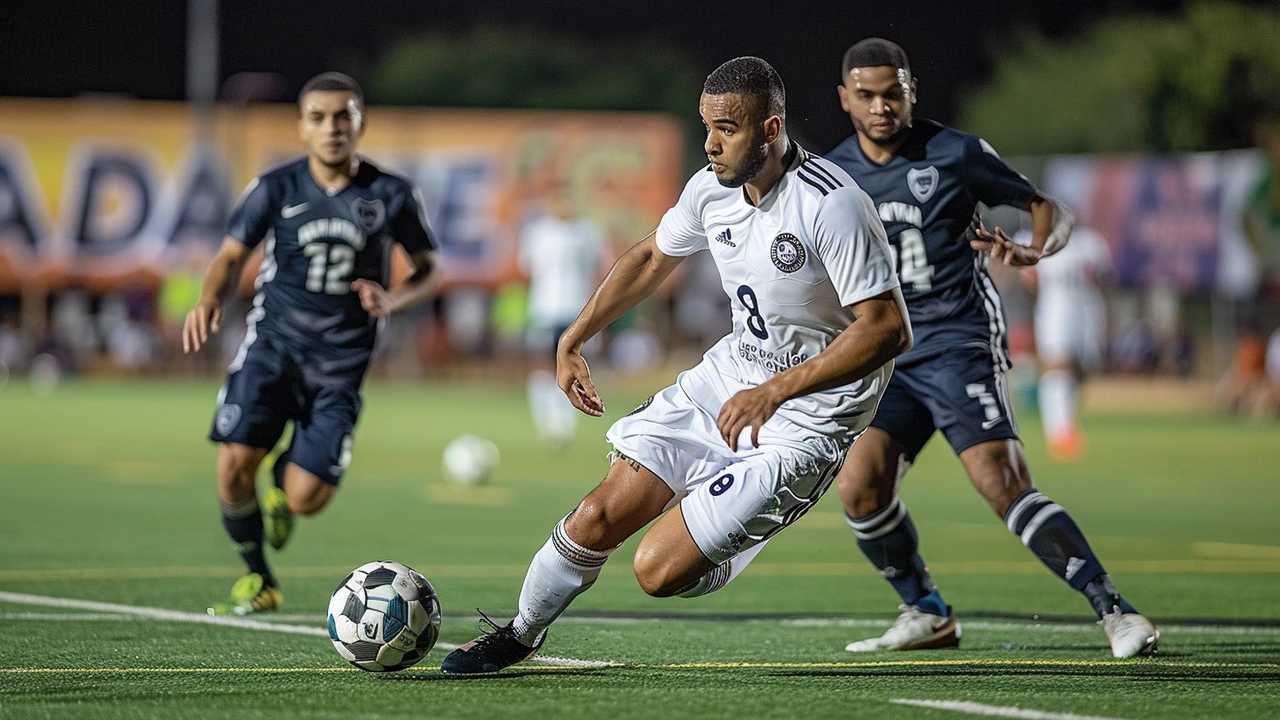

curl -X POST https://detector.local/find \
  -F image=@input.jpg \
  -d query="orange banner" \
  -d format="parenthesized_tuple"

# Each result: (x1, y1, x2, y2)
(0, 98, 684, 292)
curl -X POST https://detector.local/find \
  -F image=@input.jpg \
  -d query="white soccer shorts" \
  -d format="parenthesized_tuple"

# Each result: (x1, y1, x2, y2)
(606, 372, 844, 565)
(1036, 298, 1105, 370)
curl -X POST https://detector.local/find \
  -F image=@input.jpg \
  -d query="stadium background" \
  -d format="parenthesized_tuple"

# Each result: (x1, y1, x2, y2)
(1, 2, 1278, 719)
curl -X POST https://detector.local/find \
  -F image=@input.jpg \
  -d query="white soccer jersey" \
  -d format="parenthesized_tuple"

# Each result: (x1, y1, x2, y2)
(519, 215, 604, 326)
(656, 146, 899, 442)
(1024, 226, 1111, 303)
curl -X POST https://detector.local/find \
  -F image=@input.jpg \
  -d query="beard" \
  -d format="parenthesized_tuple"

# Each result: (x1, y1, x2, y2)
(855, 116, 911, 147)
(714, 134, 769, 189)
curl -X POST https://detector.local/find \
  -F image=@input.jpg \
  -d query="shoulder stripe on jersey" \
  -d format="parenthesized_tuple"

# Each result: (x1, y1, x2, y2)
(803, 160, 843, 188)
(796, 171, 831, 196)
(797, 165, 838, 192)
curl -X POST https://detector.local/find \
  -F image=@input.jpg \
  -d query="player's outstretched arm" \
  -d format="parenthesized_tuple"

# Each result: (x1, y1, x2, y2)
(183, 237, 250, 354)
(556, 232, 683, 416)
(970, 194, 1075, 267)
(351, 249, 442, 318)
(717, 288, 911, 448)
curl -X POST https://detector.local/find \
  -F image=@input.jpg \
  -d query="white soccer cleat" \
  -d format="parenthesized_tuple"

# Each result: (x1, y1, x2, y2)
(1102, 609, 1159, 658)
(845, 605, 961, 652)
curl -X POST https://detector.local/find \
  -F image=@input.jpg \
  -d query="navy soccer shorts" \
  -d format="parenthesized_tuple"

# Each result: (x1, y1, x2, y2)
(209, 335, 364, 486)
(870, 344, 1019, 462)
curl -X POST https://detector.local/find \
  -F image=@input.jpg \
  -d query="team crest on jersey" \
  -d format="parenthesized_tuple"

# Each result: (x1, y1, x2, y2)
(907, 166, 939, 203)
(770, 233, 806, 273)
(215, 404, 241, 436)
(351, 198, 385, 233)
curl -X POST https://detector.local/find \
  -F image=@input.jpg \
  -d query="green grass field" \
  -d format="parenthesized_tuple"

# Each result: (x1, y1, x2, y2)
(1, 377, 1278, 719)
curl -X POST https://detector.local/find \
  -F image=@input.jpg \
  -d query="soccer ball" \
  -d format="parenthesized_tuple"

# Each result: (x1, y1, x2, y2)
(326, 560, 441, 672)
(442, 434, 500, 485)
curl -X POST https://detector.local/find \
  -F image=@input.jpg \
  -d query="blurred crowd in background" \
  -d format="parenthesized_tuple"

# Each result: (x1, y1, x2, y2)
(2, 0, 1280, 421)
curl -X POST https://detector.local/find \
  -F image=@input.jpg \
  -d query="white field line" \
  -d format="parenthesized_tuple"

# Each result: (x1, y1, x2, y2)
(891, 698, 1125, 720)
(0, 592, 624, 668)
(6, 604, 1280, 638)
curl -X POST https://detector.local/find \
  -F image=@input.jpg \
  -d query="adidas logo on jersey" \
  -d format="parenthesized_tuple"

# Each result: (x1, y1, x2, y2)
(713, 228, 735, 247)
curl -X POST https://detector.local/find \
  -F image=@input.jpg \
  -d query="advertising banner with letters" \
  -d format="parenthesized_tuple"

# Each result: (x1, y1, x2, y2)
(0, 99, 683, 293)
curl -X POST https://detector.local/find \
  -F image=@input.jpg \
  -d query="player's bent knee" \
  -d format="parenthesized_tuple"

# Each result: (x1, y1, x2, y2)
(632, 547, 686, 597)
(287, 485, 333, 516)
(564, 499, 615, 548)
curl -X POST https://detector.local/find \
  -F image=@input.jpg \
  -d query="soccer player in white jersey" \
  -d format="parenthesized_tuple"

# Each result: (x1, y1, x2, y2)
(519, 183, 605, 447)
(1015, 225, 1113, 460)
(441, 56, 910, 674)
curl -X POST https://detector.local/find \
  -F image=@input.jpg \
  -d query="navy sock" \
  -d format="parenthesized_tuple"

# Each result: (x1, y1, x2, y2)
(847, 500, 944, 612)
(1004, 489, 1134, 617)
(221, 497, 276, 587)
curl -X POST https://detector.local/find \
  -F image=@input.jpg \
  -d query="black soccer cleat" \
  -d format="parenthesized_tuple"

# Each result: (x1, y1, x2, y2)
(440, 610, 544, 674)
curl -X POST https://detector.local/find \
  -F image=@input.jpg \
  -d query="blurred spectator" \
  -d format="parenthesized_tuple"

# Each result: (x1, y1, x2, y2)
(1111, 319, 1160, 375)
(518, 182, 604, 447)
(1214, 329, 1278, 418)
(0, 312, 34, 376)
(50, 291, 97, 372)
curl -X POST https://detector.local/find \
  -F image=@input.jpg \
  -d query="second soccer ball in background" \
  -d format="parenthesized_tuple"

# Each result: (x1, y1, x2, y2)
(442, 434, 500, 485)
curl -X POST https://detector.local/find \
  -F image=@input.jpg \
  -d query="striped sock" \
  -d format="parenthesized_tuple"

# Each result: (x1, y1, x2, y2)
(513, 517, 614, 645)
(847, 499, 938, 608)
(1004, 489, 1132, 616)
(679, 541, 768, 598)
(221, 497, 274, 587)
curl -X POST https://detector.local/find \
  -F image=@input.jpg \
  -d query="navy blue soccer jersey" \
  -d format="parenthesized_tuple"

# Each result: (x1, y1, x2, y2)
(226, 157, 436, 361)
(825, 119, 1036, 366)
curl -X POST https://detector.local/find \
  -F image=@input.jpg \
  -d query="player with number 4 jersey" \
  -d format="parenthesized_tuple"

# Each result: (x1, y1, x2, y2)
(182, 72, 440, 616)
(824, 39, 1157, 658)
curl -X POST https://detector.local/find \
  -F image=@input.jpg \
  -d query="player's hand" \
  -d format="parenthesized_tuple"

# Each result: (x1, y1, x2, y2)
(717, 384, 784, 450)
(182, 301, 222, 354)
(351, 279, 392, 317)
(557, 350, 605, 417)
(969, 223, 1043, 267)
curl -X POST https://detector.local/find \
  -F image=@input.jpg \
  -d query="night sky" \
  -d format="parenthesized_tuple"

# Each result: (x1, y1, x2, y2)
(4, 0, 1204, 150)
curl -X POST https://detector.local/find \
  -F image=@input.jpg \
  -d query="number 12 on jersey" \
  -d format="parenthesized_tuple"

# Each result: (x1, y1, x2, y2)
(303, 244, 355, 294)
(889, 229, 934, 292)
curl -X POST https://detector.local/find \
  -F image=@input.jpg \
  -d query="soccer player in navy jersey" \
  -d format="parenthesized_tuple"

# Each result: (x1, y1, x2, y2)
(824, 39, 1158, 657)
(183, 73, 441, 615)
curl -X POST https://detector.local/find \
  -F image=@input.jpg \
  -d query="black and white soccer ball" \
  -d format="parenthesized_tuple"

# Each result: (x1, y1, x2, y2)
(327, 560, 441, 672)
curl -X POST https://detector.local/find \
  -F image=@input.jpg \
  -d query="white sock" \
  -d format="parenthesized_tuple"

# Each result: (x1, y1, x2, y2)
(512, 517, 614, 645)
(678, 540, 769, 598)
(1039, 369, 1076, 439)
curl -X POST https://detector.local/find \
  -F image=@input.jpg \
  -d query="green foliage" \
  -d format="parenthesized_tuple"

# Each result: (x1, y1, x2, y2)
(355, 25, 705, 168)
(960, 1, 1280, 154)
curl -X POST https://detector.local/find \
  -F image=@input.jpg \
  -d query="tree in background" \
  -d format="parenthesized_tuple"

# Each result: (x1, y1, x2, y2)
(960, 1, 1280, 154)
(350, 24, 706, 170)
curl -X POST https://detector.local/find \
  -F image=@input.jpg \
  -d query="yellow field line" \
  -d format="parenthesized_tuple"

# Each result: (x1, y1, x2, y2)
(1192, 542, 1280, 560)
(634, 659, 1280, 670)
(3, 558, 1279, 583)
(3, 659, 1277, 674)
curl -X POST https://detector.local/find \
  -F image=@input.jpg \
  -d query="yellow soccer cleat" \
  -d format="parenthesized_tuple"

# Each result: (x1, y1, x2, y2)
(207, 573, 283, 616)
(264, 487, 295, 551)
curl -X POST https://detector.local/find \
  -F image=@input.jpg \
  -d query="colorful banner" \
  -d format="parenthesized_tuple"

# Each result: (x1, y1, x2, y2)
(1038, 150, 1265, 295)
(0, 99, 684, 292)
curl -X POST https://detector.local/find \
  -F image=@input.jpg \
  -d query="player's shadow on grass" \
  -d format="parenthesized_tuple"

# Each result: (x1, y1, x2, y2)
(382, 669, 610, 682)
